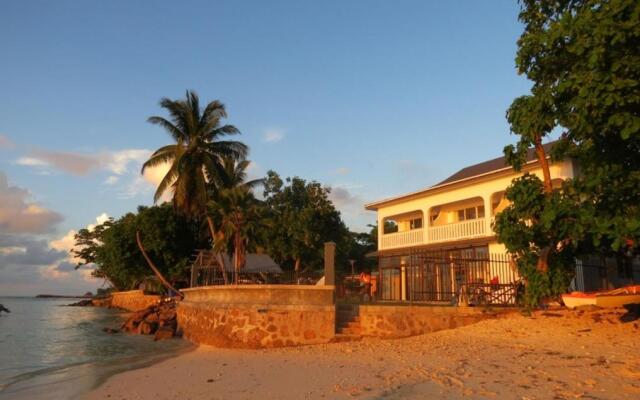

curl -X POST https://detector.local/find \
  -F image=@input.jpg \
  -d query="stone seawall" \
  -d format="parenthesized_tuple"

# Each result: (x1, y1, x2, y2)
(110, 290, 161, 312)
(177, 285, 335, 348)
(359, 305, 511, 338)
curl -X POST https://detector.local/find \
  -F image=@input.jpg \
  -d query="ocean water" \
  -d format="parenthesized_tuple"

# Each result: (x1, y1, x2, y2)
(0, 297, 193, 399)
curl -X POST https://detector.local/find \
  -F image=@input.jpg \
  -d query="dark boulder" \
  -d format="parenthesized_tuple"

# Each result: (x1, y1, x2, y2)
(120, 300, 179, 338)
(154, 325, 175, 341)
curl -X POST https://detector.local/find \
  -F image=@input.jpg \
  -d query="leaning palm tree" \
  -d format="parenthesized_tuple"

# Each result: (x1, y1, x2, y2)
(141, 90, 247, 219)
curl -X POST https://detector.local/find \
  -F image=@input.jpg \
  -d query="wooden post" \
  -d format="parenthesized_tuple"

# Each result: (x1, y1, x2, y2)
(190, 259, 196, 288)
(324, 242, 336, 286)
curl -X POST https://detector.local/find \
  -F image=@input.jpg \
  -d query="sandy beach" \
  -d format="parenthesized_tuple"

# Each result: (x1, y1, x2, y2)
(84, 307, 639, 400)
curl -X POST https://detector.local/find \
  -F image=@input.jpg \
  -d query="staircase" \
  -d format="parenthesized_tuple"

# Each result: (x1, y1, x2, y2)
(333, 304, 362, 342)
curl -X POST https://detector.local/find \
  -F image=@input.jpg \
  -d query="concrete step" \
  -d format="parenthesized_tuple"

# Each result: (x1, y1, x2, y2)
(338, 327, 362, 336)
(331, 333, 362, 343)
(336, 318, 360, 327)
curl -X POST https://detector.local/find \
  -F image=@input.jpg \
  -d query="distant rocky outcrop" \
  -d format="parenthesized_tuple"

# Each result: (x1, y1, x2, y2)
(119, 301, 179, 341)
(67, 299, 94, 307)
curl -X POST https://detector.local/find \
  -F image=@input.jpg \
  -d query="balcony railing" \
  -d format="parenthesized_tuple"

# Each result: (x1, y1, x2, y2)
(427, 218, 487, 243)
(380, 228, 424, 250)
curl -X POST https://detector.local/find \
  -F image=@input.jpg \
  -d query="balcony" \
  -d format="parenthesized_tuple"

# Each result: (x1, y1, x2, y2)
(379, 219, 489, 250)
(427, 218, 487, 243)
(380, 228, 424, 250)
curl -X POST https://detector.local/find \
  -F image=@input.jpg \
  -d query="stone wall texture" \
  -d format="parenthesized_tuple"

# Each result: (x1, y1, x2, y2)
(110, 290, 161, 312)
(177, 285, 335, 348)
(359, 305, 511, 338)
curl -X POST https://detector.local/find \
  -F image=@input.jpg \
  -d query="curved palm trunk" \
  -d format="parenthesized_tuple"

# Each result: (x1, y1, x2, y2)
(206, 216, 229, 284)
(136, 231, 183, 298)
(534, 135, 553, 273)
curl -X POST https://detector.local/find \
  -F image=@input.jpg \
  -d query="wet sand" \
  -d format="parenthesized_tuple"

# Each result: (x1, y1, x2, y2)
(85, 307, 640, 399)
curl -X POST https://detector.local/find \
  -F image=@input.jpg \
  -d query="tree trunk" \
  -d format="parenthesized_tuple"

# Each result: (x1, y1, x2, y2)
(534, 135, 553, 194)
(294, 258, 301, 272)
(534, 135, 553, 273)
(136, 231, 183, 298)
(206, 216, 228, 284)
(234, 232, 242, 284)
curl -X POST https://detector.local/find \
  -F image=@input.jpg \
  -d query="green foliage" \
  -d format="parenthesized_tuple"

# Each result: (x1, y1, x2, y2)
(209, 186, 269, 273)
(73, 205, 200, 290)
(497, 0, 640, 307)
(494, 174, 578, 306)
(262, 171, 350, 271)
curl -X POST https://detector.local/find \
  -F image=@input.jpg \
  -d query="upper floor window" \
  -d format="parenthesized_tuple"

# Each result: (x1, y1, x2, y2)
(383, 220, 398, 234)
(457, 205, 485, 221)
(410, 217, 423, 230)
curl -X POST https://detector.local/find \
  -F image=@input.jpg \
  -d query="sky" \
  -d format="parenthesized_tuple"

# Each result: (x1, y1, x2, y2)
(0, 0, 533, 296)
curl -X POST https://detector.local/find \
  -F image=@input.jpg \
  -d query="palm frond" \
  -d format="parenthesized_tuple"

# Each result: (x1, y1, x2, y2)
(141, 152, 176, 174)
(159, 98, 189, 135)
(202, 100, 226, 121)
(154, 161, 178, 204)
(204, 124, 241, 141)
(147, 117, 187, 143)
(207, 140, 248, 160)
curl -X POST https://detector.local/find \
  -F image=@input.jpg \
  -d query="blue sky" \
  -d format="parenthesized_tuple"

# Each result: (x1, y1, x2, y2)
(0, 0, 532, 295)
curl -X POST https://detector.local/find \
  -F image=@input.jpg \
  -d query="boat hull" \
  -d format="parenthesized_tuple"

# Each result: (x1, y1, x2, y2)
(562, 291, 640, 309)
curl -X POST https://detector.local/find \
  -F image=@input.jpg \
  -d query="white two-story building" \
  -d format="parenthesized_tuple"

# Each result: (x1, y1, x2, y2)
(365, 142, 576, 303)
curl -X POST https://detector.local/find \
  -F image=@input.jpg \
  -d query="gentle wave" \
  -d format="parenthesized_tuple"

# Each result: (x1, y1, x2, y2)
(0, 297, 193, 399)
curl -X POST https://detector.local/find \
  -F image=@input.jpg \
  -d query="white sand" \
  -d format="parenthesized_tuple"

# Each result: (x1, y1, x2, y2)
(85, 308, 640, 399)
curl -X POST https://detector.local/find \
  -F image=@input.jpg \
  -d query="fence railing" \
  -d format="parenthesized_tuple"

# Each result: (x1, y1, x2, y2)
(376, 251, 520, 306)
(191, 266, 324, 287)
(380, 228, 424, 250)
(575, 260, 640, 292)
(427, 218, 487, 243)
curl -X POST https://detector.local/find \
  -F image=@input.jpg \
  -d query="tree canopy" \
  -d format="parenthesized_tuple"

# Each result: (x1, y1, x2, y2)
(495, 0, 640, 307)
(73, 205, 200, 291)
(262, 171, 351, 271)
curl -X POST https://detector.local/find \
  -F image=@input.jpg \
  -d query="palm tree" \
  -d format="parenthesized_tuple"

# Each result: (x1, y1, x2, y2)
(209, 186, 267, 284)
(141, 90, 247, 219)
(209, 156, 264, 195)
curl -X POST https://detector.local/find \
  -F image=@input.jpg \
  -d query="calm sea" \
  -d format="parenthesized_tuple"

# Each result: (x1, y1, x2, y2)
(0, 297, 193, 399)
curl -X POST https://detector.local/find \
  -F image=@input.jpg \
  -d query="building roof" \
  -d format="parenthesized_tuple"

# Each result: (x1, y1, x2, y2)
(195, 250, 283, 273)
(365, 141, 557, 211)
(221, 253, 282, 273)
(435, 141, 555, 186)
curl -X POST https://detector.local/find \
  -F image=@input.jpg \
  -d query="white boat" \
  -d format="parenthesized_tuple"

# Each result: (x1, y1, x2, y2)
(562, 285, 640, 308)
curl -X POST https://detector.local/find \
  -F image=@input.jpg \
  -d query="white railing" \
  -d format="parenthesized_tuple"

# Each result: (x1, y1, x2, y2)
(427, 218, 487, 243)
(380, 228, 424, 250)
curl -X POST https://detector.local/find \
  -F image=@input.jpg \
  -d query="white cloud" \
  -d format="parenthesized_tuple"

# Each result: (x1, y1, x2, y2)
(0, 172, 63, 234)
(104, 149, 151, 175)
(104, 175, 119, 185)
(332, 167, 350, 176)
(16, 148, 152, 177)
(263, 128, 285, 143)
(46, 213, 110, 283)
(16, 157, 49, 167)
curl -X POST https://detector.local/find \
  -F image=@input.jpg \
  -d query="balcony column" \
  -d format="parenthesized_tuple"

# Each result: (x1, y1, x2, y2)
(377, 216, 384, 250)
(423, 207, 432, 244)
(483, 195, 493, 236)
